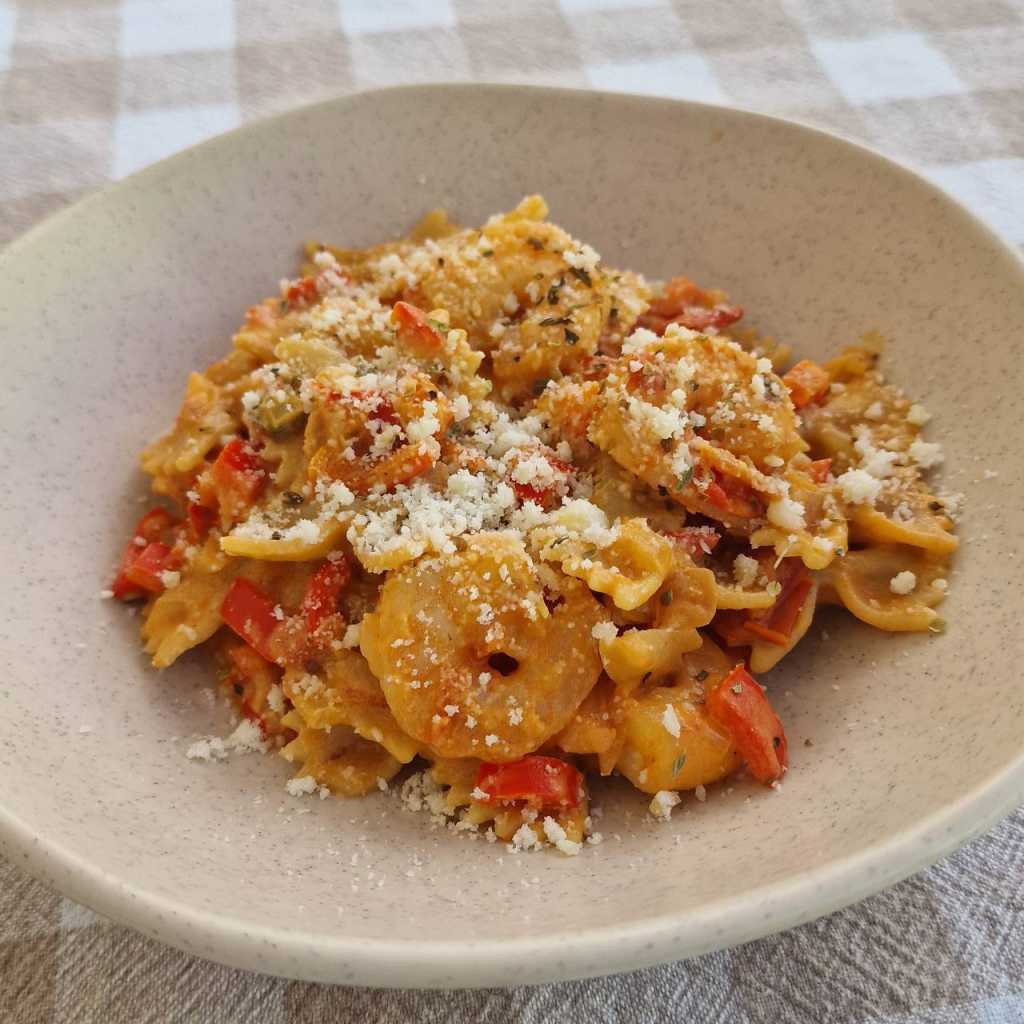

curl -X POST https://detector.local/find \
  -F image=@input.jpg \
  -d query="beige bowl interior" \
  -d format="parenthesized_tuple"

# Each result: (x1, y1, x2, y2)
(0, 85, 1022, 988)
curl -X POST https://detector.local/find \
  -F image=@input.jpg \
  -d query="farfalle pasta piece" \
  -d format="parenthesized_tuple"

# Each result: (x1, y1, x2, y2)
(554, 675, 624, 775)
(534, 515, 675, 611)
(828, 544, 949, 632)
(615, 640, 742, 794)
(282, 649, 419, 766)
(281, 710, 401, 796)
(141, 538, 243, 668)
(141, 372, 240, 491)
(597, 556, 718, 692)
(749, 466, 848, 571)
(846, 474, 957, 556)
(587, 453, 687, 534)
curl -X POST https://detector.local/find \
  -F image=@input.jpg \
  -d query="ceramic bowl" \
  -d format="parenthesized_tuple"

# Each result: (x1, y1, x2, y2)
(1, 85, 1021, 988)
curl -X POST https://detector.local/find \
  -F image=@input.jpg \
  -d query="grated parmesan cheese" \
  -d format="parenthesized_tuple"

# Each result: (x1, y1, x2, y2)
(837, 468, 882, 506)
(661, 703, 682, 738)
(889, 571, 917, 595)
(649, 790, 681, 821)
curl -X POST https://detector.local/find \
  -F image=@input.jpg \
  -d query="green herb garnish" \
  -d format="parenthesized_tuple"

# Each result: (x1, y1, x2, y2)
(676, 466, 694, 490)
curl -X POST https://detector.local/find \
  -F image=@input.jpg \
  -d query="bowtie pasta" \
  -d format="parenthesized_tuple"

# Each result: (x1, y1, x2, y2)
(111, 196, 958, 855)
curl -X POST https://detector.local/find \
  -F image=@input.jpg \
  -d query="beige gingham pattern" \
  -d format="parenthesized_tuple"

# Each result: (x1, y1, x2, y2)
(2, 2, 1023, 1021)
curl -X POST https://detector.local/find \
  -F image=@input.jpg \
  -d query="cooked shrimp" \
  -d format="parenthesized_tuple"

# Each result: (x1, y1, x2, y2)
(360, 531, 605, 761)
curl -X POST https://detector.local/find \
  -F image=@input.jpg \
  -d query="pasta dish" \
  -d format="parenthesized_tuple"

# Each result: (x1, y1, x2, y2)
(109, 197, 957, 854)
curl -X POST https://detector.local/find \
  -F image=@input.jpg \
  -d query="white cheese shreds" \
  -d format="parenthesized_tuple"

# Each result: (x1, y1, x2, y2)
(266, 685, 285, 715)
(542, 816, 582, 856)
(767, 495, 806, 532)
(733, 554, 759, 589)
(906, 403, 931, 426)
(649, 790, 681, 821)
(286, 775, 319, 797)
(889, 571, 917, 595)
(854, 434, 900, 479)
(837, 468, 883, 506)
(509, 823, 542, 852)
(591, 621, 618, 642)
(563, 242, 600, 273)
(185, 718, 268, 763)
(661, 704, 682, 738)
(908, 439, 944, 470)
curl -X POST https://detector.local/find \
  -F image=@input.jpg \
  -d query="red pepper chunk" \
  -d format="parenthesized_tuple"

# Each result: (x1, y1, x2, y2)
(211, 438, 266, 523)
(391, 301, 444, 356)
(220, 579, 280, 662)
(508, 452, 574, 511)
(744, 561, 813, 646)
(807, 458, 832, 484)
(285, 276, 319, 306)
(475, 755, 583, 810)
(672, 303, 743, 332)
(782, 360, 830, 409)
(664, 526, 721, 559)
(123, 542, 179, 594)
(705, 470, 763, 519)
(706, 665, 788, 784)
(111, 508, 180, 599)
(186, 502, 215, 542)
(640, 276, 744, 335)
(301, 557, 351, 634)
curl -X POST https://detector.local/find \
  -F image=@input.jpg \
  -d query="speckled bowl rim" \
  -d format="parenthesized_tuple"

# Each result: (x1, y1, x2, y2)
(2, 84, 1023, 988)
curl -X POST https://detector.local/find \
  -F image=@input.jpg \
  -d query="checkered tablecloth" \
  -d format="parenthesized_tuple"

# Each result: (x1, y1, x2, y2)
(2, 2, 1022, 1021)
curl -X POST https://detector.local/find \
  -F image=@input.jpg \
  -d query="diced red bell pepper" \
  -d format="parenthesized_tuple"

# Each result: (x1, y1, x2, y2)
(220, 578, 281, 662)
(706, 664, 788, 784)
(711, 610, 756, 649)
(646, 276, 704, 317)
(782, 360, 830, 409)
(744, 561, 813, 646)
(391, 301, 444, 356)
(509, 452, 575, 511)
(122, 542, 178, 595)
(664, 526, 721, 559)
(475, 755, 583, 810)
(642, 276, 743, 334)
(301, 557, 351, 634)
(671, 303, 743, 332)
(347, 389, 401, 426)
(807, 458, 832, 484)
(285, 276, 319, 306)
(211, 438, 266, 522)
(705, 470, 763, 519)
(186, 502, 215, 542)
(111, 507, 180, 599)
(134, 508, 177, 543)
